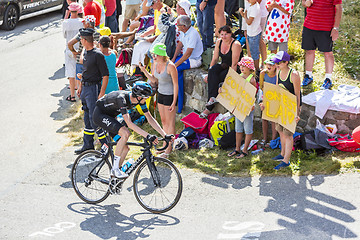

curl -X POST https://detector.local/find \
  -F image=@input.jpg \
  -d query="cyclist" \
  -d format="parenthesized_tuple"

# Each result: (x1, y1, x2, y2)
(93, 81, 170, 178)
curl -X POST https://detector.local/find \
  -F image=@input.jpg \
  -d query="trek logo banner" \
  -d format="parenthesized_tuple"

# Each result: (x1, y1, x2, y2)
(216, 68, 257, 122)
(262, 82, 298, 133)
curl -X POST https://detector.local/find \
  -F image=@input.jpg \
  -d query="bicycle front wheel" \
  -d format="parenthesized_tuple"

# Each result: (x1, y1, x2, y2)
(71, 150, 111, 204)
(133, 157, 183, 214)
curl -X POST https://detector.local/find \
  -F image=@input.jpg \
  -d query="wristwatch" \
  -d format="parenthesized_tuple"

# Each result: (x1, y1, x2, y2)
(333, 27, 339, 31)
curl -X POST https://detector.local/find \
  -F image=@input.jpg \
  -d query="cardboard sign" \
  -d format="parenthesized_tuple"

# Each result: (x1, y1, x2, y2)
(216, 68, 257, 122)
(262, 82, 298, 133)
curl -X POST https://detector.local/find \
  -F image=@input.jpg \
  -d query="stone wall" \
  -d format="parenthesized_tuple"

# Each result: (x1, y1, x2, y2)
(299, 104, 360, 134)
(183, 68, 360, 134)
(183, 68, 227, 114)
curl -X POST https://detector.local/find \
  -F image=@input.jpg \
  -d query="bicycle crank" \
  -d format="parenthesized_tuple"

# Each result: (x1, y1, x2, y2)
(109, 177, 124, 195)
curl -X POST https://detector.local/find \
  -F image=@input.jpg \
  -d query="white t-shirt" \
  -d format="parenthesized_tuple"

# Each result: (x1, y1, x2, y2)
(259, 0, 268, 18)
(62, 18, 83, 51)
(179, 26, 203, 61)
(126, 0, 141, 5)
(246, 3, 262, 37)
(264, 0, 294, 43)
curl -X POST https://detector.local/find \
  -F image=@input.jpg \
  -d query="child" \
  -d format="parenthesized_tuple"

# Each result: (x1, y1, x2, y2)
(270, 51, 301, 170)
(239, 0, 262, 71)
(259, 54, 278, 146)
(264, 0, 294, 53)
(227, 57, 257, 158)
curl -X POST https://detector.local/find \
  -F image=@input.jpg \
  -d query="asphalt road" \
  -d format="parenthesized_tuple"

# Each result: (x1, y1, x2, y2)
(1, 12, 360, 240)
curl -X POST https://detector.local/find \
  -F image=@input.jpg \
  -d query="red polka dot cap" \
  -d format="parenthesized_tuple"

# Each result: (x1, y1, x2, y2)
(238, 56, 255, 71)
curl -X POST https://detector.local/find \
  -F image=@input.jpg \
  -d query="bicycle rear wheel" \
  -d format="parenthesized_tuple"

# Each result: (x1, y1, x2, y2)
(133, 157, 183, 213)
(71, 150, 111, 204)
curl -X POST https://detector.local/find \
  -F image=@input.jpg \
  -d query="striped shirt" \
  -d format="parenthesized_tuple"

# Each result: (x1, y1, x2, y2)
(75, 31, 100, 64)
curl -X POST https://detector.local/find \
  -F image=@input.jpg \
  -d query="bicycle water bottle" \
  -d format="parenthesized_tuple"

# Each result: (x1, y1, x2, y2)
(251, 148, 264, 155)
(121, 158, 134, 172)
(113, 134, 121, 142)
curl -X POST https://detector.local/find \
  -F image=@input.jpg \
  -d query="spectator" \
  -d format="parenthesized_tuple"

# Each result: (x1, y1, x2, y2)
(270, 51, 301, 170)
(99, 36, 120, 94)
(124, 0, 153, 45)
(68, 15, 101, 92)
(104, 0, 118, 32)
(259, 54, 277, 146)
(258, 0, 268, 67)
(301, 0, 342, 90)
(239, 0, 262, 71)
(264, 0, 294, 54)
(196, 0, 216, 50)
(200, 25, 242, 118)
(74, 28, 109, 155)
(130, 0, 166, 71)
(63, 3, 84, 102)
(83, 0, 102, 27)
(214, 0, 225, 37)
(227, 57, 257, 158)
(171, 15, 203, 113)
(121, 0, 142, 32)
(139, 43, 179, 157)
(63, 0, 77, 19)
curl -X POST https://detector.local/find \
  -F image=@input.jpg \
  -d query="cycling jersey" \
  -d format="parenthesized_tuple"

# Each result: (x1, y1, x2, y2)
(96, 90, 148, 117)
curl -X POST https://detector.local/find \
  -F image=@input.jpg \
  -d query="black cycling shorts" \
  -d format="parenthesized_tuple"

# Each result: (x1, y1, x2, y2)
(301, 26, 333, 52)
(93, 106, 126, 135)
(158, 93, 176, 106)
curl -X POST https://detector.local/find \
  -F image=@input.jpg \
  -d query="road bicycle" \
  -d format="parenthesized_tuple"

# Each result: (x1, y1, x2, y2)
(71, 134, 183, 214)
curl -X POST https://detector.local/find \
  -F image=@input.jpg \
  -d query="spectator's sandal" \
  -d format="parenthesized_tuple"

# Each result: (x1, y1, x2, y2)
(205, 97, 218, 107)
(235, 151, 248, 158)
(228, 150, 241, 157)
(66, 95, 76, 102)
(158, 152, 169, 158)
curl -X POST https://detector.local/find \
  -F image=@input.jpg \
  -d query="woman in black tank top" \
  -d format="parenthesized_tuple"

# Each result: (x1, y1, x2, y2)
(200, 25, 243, 118)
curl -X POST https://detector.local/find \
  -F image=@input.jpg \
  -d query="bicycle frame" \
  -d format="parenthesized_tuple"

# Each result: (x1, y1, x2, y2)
(96, 135, 162, 187)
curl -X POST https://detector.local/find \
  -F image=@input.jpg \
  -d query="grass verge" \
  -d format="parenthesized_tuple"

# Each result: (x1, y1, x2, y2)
(62, 2, 360, 177)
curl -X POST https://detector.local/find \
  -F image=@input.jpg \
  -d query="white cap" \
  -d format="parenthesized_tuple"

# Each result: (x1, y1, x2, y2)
(178, 0, 191, 16)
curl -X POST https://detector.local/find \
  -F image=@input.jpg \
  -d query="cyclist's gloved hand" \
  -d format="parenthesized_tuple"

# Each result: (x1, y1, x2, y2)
(165, 134, 175, 142)
(146, 134, 158, 145)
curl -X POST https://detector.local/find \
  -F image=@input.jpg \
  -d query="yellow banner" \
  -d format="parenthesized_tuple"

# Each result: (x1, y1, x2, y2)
(216, 68, 257, 122)
(262, 82, 298, 133)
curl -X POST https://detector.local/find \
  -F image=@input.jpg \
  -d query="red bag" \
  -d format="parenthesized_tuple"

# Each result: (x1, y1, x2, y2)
(180, 112, 208, 134)
(206, 113, 220, 137)
(328, 134, 360, 152)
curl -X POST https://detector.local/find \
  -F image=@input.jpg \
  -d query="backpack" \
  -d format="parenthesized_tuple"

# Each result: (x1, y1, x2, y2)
(116, 48, 133, 67)
(328, 134, 360, 152)
(299, 129, 332, 155)
(218, 130, 236, 149)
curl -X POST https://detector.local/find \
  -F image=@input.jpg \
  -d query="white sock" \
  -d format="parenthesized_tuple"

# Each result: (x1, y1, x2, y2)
(325, 73, 332, 80)
(306, 71, 313, 78)
(113, 155, 121, 170)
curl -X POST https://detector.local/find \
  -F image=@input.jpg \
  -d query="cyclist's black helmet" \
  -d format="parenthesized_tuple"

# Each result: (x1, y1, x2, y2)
(132, 81, 153, 98)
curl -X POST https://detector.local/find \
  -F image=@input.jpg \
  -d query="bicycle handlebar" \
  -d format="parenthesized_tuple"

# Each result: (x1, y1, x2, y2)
(155, 135, 174, 151)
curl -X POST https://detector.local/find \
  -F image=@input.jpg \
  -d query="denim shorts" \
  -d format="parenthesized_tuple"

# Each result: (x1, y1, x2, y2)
(76, 63, 83, 81)
(235, 111, 254, 134)
(247, 32, 261, 61)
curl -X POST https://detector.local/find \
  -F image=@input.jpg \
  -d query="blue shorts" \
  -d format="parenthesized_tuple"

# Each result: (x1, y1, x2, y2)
(247, 32, 261, 61)
(235, 111, 254, 134)
(76, 63, 83, 81)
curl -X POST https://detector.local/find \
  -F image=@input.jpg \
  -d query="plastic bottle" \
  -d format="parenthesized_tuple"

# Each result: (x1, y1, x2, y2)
(113, 134, 121, 142)
(121, 158, 135, 172)
(251, 148, 264, 155)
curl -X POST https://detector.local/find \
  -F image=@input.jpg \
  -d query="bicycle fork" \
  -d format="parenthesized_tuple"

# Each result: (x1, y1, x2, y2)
(145, 152, 161, 188)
